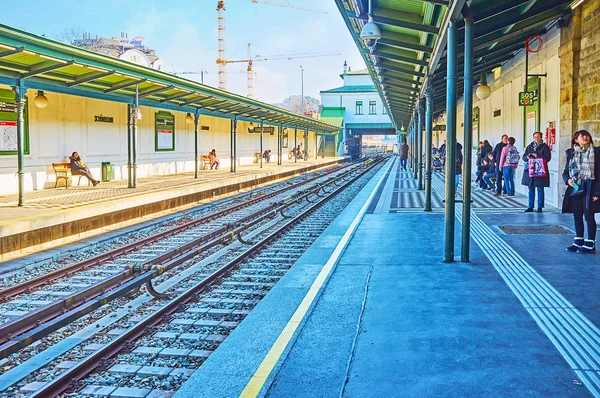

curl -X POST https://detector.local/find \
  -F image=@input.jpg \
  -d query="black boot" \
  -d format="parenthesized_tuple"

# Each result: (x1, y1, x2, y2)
(566, 237, 584, 252)
(577, 240, 596, 254)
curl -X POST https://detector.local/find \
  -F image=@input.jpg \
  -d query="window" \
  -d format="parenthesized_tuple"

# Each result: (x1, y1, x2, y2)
(383, 106, 387, 115)
(355, 101, 363, 115)
(369, 101, 377, 115)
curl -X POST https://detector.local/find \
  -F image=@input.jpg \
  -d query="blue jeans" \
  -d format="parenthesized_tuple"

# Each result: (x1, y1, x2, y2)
(400, 158, 407, 169)
(528, 186, 545, 209)
(502, 166, 515, 196)
(495, 166, 507, 194)
(483, 172, 496, 189)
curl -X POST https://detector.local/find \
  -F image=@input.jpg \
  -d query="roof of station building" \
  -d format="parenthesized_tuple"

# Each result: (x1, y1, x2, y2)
(335, 0, 575, 129)
(320, 85, 377, 94)
(320, 107, 346, 127)
(0, 23, 340, 133)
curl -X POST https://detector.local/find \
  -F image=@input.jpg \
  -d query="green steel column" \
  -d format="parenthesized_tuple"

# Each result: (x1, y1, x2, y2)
(304, 129, 308, 161)
(13, 84, 26, 206)
(417, 102, 424, 190)
(127, 104, 132, 188)
(230, 119, 234, 172)
(412, 115, 418, 180)
(294, 127, 298, 163)
(194, 110, 199, 179)
(461, 6, 474, 262)
(233, 117, 238, 172)
(444, 19, 458, 263)
(132, 85, 139, 188)
(424, 81, 434, 211)
(260, 120, 264, 169)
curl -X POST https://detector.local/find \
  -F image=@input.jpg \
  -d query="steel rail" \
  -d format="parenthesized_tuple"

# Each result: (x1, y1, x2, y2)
(30, 156, 387, 398)
(0, 163, 351, 301)
(0, 160, 369, 358)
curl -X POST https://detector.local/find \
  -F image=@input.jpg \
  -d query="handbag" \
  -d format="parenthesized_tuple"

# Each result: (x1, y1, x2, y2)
(569, 183, 586, 197)
(528, 158, 547, 178)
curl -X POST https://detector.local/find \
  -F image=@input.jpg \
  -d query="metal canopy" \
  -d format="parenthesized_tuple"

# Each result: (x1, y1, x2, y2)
(336, 0, 573, 126)
(0, 23, 339, 133)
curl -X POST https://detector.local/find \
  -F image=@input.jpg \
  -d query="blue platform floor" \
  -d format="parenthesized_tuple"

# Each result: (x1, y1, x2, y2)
(176, 157, 599, 398)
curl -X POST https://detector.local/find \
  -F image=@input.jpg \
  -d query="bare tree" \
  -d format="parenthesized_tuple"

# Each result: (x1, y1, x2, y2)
(55, 27, 85, 45)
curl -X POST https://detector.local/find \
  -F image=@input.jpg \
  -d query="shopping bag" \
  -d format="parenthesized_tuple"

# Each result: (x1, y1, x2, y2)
(528, 158, 547, 178)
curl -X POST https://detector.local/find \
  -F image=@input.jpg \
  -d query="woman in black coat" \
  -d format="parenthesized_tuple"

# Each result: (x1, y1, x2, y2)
(562, 130, 600, 254)
(521, 132, 552, 212)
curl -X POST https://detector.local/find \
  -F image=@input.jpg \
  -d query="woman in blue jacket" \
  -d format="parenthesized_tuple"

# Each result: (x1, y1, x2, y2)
(563, 130, 600, 254)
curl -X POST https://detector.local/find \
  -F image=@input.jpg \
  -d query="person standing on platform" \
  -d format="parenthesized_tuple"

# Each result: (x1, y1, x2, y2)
(522, 132, 552, 212)
(69, 152, 100, 187)
(563, 130, 600, 254)
(499, 137, 519, 197)
(455, 142, 463, 196)
(438, 139, 447, 166)
(493, 134, 509, 196)
(399, 139, 409, 170)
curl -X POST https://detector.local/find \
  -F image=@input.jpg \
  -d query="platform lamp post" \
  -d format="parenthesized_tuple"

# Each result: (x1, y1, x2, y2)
(461, 7, 474, 262)
(12, 84, 26, 206)
(444, 19, 458, 263)
(424, 81, 434, 212)
(233, 116, 238, 172)
(278, 124, 283, 165)
(304, 128, 308, 161)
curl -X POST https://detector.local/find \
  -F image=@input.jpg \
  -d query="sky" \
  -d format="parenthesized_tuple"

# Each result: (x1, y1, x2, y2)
(1, 0, 367, 104)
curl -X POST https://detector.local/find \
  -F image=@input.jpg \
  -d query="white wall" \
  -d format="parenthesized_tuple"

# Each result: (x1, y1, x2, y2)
(0, 87, 316, 195)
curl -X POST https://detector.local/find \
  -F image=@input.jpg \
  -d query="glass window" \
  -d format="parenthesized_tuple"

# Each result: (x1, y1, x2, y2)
(369, 101, 377, 115)
(383, 106, 387, 115)
(355, 101, 363, 115)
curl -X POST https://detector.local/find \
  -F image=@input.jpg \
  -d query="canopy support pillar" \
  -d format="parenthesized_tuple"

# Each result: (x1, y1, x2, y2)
(194, 110, 200, 179)
(417, 102, 424, 190)
(260, 120, 264, 169)
(444, 19, 458, 263)
(294, 127, 298, 163)
(12, 83, 26, 206)
(132, 84, 139, 188)
(424, 81, 434, 212)
(127, 104, 132, 188)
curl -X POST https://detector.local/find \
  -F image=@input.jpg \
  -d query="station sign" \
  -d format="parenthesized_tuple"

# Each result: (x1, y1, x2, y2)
(519, 91, 535, 106)
(248, 126, 275, 134)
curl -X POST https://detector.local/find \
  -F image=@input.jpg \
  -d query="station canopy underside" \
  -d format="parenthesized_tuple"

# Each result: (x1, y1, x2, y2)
(0, 23, 339, 133)
(336, 0, 574, 128)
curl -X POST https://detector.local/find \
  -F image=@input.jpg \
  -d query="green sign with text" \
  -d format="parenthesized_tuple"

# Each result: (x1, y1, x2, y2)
(519, 91, 535, 106)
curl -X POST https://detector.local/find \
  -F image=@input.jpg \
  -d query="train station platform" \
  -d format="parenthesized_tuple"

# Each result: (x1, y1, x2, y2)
(0, 157, 345, 262)
(177, 156, 599, 398)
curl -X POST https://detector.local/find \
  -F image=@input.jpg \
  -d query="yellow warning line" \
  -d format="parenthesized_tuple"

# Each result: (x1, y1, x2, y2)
(240, 157, 394, 397)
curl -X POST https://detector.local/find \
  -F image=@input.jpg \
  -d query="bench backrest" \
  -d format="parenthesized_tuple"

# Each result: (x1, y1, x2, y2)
(52, 163, 71, 173)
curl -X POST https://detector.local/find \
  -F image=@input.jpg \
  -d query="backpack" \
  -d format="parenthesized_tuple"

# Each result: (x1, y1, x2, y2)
(506, 146, 520, 164)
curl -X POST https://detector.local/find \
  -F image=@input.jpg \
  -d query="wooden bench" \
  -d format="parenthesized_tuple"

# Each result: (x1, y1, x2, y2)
(52, 163, 90, 188)
(200, 155, 211, 170)
(253, 152, 261, 164)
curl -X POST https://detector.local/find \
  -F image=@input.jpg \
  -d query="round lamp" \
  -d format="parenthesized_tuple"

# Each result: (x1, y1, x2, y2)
(476, 84, 491, 100)
(475, 72, 491, 100)
(34, 90, 48, 108)
(185, 112, 194, 124)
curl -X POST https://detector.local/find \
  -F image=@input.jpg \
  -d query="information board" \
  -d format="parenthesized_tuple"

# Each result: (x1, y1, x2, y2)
(0, 89, 29, 156)
(155, 111, 175, 151)
(0, 121, 17, 151)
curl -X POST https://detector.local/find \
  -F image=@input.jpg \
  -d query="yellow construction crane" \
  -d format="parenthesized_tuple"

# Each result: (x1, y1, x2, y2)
(223, 43, 339, 98)
(216, 0, 329, 93)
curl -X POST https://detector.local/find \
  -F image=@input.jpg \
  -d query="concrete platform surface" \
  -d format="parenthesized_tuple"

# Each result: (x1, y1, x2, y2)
(175, 157, 599, 398)
(0, 157, 344, 260)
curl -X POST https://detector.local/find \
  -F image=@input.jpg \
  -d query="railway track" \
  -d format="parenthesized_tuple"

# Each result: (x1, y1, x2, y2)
(0, 162, 362, 358)
(0, 156, 386, 396)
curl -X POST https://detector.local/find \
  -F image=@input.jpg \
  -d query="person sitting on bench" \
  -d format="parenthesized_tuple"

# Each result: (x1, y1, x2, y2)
(209, 149, 220, 170)
(69, 151, 100, 187)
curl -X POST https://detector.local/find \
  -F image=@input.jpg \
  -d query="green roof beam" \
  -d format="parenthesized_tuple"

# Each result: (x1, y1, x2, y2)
(104, 78, 147, 93)
(349, 12, 439, 35)
(160, 90, 193, 102)
(373, 50, 428, 67)
(378, 62, 425, 78)
(67, 69, 115, 87)
(22, 60, 74, 78)
(0, 46, 25, 59)
(378, 38, 433, 54)
(138, 85, 175, 98)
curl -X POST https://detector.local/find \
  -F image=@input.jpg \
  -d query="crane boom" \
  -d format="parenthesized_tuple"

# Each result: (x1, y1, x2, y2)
(250, 0, 327, 14)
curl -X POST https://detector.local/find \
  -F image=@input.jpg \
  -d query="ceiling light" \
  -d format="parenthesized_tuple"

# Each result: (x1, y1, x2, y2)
(34, 90, 48, 108)
(185, 112, 194, 124)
